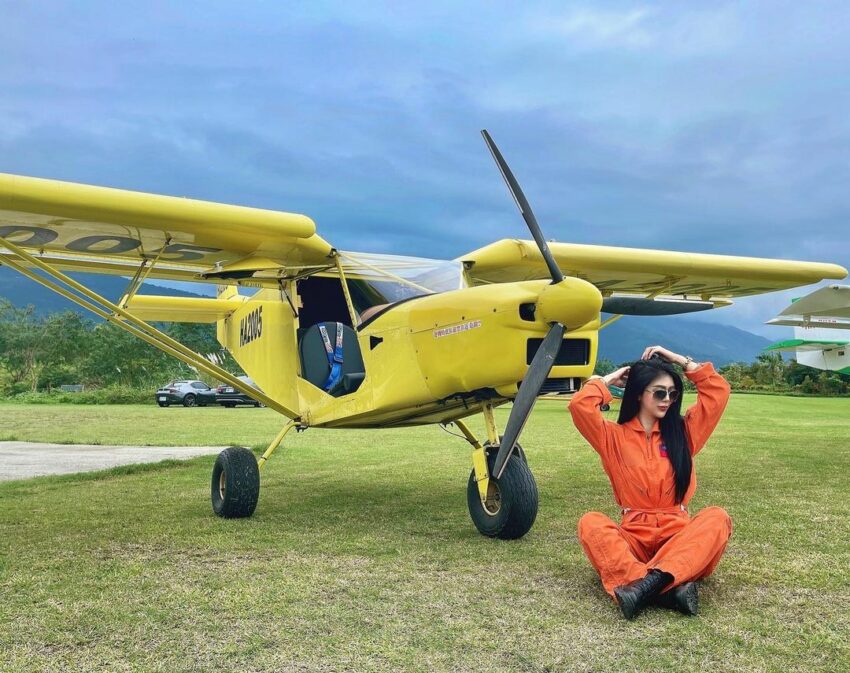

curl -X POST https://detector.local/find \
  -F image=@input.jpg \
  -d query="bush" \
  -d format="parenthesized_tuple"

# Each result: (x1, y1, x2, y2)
(0, 363, 12, 397)
(5, 386, 153, 405)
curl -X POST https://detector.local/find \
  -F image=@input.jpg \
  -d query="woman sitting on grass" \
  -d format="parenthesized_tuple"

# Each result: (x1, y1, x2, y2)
(568, 345, 732, 619)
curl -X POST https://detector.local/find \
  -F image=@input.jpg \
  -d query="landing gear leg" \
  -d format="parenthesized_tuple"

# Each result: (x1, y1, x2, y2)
(257, 420, 300, 470)
(453, 418, 490, 504)
(453, 405, 539, 540)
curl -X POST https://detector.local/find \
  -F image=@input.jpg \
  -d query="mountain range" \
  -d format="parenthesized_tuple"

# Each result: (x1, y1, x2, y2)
(0, 267, 774, 365)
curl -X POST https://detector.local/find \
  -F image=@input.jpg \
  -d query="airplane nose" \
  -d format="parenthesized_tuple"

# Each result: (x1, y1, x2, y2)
(537, 276, 603, 329)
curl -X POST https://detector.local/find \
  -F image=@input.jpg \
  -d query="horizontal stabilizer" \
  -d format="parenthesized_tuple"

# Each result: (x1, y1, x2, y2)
(125, 295, 247, 323)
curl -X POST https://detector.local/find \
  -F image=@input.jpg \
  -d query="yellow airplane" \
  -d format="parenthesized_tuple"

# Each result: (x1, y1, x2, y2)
(1, 131, 846, 539)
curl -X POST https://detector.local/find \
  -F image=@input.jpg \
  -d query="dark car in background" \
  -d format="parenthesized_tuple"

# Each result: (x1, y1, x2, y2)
(214, 376, 264, 408)
(155, 380, 217, 407)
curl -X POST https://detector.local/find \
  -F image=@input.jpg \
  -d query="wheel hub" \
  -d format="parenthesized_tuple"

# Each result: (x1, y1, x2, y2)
(218, 471, 226, 500)
(482, 479, 502, 515)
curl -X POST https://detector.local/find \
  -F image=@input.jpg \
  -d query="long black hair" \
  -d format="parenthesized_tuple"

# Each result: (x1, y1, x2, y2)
(617, 356, 692, 503)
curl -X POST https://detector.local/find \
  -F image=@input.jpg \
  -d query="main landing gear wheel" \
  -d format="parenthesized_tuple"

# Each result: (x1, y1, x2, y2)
(466, 449, 538, 540)
(484, 438, 527, 464)
(211, 446, 260, 518)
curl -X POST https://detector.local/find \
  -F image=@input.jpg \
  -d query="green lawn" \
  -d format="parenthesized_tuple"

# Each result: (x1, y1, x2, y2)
(0, 395, 848, 672)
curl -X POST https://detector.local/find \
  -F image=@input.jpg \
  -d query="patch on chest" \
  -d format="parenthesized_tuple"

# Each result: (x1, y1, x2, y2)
(659, 442, 668, 458)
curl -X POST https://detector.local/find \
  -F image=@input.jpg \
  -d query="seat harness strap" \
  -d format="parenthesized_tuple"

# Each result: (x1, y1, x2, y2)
(319, 322, 344, 392)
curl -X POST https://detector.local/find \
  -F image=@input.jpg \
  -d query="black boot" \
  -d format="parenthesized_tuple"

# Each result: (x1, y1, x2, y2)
(614, 569, 673, 620)
(652, 582, 699, 616)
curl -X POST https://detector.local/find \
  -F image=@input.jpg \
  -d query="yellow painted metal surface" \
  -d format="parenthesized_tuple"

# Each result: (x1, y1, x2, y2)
(460, 238, 847, 297)
(126, 295, 247, 323)
(0, 172, 334, 279)
(406, 282, 597, 402)
(481, 405, 499, 446)
(297, 281, 598, 428)
(258, 421, 299, 469)
(219, 289, 301, 419)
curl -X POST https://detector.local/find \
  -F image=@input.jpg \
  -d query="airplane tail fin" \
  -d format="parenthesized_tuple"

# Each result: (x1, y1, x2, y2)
(791, 325, 850, 373)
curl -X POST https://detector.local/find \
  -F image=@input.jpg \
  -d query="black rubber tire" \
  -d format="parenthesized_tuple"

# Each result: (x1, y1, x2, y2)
(182, 394, 196, 407)
(467, 451, 538, 539)
(211, 447, 260, 518)
(483, 438, 528, 464)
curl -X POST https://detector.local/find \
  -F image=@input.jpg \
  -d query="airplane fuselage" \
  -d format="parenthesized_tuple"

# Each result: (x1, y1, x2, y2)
(219, 278, 602, 428)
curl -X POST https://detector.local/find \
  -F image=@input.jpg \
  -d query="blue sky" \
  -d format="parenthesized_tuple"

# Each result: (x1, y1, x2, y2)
(1, 1, 848, 336)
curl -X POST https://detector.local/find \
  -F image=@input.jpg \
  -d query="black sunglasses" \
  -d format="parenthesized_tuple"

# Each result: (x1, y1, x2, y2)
(649, 387, 680, 402)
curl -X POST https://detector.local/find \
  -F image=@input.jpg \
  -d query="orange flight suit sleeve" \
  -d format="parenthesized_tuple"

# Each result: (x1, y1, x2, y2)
(683, 362, 731, 456)
(568, 378, 617, 457)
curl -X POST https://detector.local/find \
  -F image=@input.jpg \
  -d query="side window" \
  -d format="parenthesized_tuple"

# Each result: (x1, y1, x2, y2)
(296, 275, 354, 328)
(192, 382, 208, 390)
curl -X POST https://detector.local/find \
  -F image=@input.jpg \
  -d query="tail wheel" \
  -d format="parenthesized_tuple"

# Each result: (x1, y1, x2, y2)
(467, 450, 538, 540)
(182, 394, 196, 407)
(211, 447, 260, 518)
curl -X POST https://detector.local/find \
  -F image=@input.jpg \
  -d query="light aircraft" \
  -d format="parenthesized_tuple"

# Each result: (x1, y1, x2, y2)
(765, 285, 850, 374)
(1, 131, 846, 539)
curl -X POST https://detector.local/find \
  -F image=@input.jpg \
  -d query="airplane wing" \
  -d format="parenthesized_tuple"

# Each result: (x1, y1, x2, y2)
(0, 173, 334, 285)
(459, 239, 847, 309)
(775, 284, 850, 319)
(764, 338, 849, 353)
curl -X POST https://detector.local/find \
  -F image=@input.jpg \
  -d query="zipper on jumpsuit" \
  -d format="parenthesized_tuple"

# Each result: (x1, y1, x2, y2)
(619, 428, 687, 517)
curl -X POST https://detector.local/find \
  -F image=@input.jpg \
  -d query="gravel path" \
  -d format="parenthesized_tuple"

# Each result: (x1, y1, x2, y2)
(0, 441, 227, 481)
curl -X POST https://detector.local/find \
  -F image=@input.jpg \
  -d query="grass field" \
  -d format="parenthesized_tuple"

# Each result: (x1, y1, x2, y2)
(0, 394, 848, 672)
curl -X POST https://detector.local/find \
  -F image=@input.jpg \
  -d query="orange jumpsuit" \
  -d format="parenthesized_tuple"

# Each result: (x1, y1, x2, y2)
(568, 363, 733, 598)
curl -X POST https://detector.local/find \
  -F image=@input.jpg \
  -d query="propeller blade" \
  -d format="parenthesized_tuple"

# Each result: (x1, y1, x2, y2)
(601, 296, 716, 316)
(481, 129, 564, 284)
(491, 321, 566, 479)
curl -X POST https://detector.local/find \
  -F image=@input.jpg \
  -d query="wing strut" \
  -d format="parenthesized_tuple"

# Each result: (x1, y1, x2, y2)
(0, 234, 298, 417)
(118, 239, 171, 309)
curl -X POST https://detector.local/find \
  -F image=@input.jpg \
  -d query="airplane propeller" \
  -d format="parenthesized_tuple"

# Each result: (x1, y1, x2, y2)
(481, 130, 564, 285)
(481, 129, 569, 480)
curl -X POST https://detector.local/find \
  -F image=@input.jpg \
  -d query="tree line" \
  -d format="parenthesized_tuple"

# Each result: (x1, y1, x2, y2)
(0, 301, 240, 396)
(594, 352, 849, 396)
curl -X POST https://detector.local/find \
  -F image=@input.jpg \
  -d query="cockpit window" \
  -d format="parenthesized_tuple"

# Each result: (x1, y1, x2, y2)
(335, 251, 465, 316)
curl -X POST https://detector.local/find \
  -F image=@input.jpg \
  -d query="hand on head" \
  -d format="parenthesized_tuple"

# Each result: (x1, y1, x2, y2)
(603, 366, 630, 388)
(641, 345, 685, 366)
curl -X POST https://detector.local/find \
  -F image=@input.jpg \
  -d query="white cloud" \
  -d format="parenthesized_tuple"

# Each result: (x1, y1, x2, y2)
(532, 7, 655, 49)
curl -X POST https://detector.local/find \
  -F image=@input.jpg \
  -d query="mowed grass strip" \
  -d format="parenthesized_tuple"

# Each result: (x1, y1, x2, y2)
(0, 395, 848, 672)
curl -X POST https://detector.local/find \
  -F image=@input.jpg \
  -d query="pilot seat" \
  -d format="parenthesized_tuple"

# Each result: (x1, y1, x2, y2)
(299, 322, 366, 397)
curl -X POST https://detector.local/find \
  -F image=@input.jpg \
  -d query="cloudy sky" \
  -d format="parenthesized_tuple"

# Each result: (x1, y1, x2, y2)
(2, 1, 848, 336)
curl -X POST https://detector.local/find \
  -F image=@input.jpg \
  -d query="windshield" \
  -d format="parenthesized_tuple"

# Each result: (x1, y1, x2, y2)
(335, 251, 465, 316)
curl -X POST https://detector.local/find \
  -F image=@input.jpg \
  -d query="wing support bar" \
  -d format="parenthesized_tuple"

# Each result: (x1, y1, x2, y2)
(118, 239, 170, 309)
(0, 234, 297, 417)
